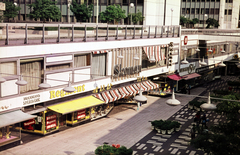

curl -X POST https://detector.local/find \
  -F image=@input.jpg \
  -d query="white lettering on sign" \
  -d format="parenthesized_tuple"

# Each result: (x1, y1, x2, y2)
(46, 114, 57, 121)
(46, 123, 56, 130)
(23, 94, 40, 105)
(24, 120, 35, 126)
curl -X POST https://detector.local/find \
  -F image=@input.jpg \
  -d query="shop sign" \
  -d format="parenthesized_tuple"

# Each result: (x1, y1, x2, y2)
(113, 64, 142, 77)
(23, 94, 40, 105)
(77, 110, 86, 120)
(24, 119, 35, 127)
(196, 64, 215, 73)
(46, 114, 57, 130)
(49, 84, 85, 99)
(93, 83, 112, 93)
(180, 64, 196, 74)
(184, 36, 188, 45)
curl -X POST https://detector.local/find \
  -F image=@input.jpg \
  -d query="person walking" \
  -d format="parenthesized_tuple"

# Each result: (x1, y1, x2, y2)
(201, 114, 207, 128)
(190, 124, 196, 140)
(195, 111, 201, 126)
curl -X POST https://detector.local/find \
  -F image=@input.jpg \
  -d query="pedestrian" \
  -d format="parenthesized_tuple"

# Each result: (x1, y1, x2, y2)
(201, 114, 207, 128)
(188, 85, 191, 95)
(190, 124, 196, 140)
(194, 111, 201, 126)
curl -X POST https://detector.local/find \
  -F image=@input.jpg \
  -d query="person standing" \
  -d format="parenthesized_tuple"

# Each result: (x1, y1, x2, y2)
(201, 114, 207, 128)
(190, 124, 196, 140)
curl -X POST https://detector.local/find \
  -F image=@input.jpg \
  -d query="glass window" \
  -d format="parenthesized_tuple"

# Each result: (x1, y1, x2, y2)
(210, 8, 214, 14)
(91, 54, 106, 79)
(191, 8, 195, 14)
(215, 9, 219, 14)
(46, 64, 71, 71)
(20, 59, 43, 93)
(196, 8, 200, 14)
(186, 8, 190, 14)
(201, 8, 205, 14)
(182, 8, 186, 14)
(0, 61, 17, 77)
(74, 54, 91, 68)
(206, 9, 209, 14)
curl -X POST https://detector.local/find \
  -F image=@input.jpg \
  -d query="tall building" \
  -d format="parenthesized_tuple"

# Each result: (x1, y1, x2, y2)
(1, 0, 180, 26)
(180, 0, 240, 29)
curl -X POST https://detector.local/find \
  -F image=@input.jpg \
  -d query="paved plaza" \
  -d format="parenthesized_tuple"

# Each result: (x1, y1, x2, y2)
(1, 74, 237, 155)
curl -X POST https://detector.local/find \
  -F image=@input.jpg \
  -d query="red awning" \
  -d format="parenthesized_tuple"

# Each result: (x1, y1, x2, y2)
(182, 73, 201, 80)
(167, 74, 182, 81)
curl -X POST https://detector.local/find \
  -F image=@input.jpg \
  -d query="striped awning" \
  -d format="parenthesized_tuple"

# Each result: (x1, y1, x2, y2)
(140, 83, 148, 91)
(148, 80, 159, 89)
(93, 94, 105, 102)
(92, 50, 108, 54)
(118, 87, 130, 98)
(109, 90, 118, 101)
(155, 46, 161, 61)
(125, 86, 134, 96)
(143, 81, 153, 90)
(101, 91, 115, 103)
(132, 84, 140, 93)
(130, 85, 138, 95)
(143, 46, 150, 59)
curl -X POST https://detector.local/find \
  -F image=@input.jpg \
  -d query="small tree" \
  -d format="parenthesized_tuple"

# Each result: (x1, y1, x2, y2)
(99, 4, 126, 24)
(128, 11, 144, 25)
(180, 16, 187, 26)
(206, 18, 219, 28)
(3, 2, 21, 22)
(70, 1, 93, 22)
(28, 0, 61, 22)
(190, 18, 199, 28)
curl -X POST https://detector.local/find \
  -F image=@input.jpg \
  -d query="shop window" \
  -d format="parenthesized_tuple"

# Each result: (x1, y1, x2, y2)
(74, 54, 91, 68)
(91, 53, 106, 79)
(0, 61, 17, 77)
(46, 63, 71, 71)
(20, 58, 43, 93)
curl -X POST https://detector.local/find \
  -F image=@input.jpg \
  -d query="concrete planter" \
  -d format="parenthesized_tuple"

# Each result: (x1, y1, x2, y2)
(188, 104, 193, 109)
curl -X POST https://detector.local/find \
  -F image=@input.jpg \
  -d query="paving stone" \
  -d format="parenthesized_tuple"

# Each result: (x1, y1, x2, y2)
(168, 148, 172, 151)
(153, 146, 161, 152)
(143, 147, 147, 150)
(189, 150, 196, 155)
(170, 148, 179, 154)
(170, 143, 188, 149)
(160, 149, 164, 152)
(152, 136, 168, 142)
(137, 144, 146, 149)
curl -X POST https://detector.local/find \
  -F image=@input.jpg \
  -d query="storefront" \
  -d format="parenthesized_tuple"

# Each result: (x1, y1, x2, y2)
(0, 108, 36, 147)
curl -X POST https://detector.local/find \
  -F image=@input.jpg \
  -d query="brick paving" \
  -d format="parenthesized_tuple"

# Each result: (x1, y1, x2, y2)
(1, 75, 237, 155)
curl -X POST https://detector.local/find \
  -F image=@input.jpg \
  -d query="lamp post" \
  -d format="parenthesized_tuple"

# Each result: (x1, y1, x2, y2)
(204, 14, 208, 28)
(14, 2, 17, 22)
(130, 3, 134, 25)
(171, 8, 173, 26)
(96, 0, 98, 25)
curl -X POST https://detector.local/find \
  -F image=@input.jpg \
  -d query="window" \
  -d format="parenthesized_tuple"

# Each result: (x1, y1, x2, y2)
(215, 9, 219, 14)
(74, 54, 91, 68)
(46, 64, 70, 71)
(91, 54, 106, 79)
(186, 8, 190, 14)
(206, 9, 209, 14)
(0, 61, 17, 77)
(228, 10, 232, 15)
(210, 8, 214, 14)
(191, 8, 195, 14)
(196, 8, 200, 14)
(20, 59, 43, 93)
(201, 8, 205, 14)
(182, 8, 186, 14)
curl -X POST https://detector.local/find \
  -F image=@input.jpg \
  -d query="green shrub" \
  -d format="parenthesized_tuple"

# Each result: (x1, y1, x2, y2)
(188, 100, 204, 108)
(227, 81, 240, 87)
(34, 27, 58, 31)
(213, 90, 232, 96)
(95, 144, 133, 155)
(151, 120, 180, 130)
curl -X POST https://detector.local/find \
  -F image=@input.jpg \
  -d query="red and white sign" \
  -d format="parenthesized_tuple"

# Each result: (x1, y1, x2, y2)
(24, 119, 35, 127)
(46, 114, 57, 130)
(77, 109, 86, 120)
(184, 36, 188, 45)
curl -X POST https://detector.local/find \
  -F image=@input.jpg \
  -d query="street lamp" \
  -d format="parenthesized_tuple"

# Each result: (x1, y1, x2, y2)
(171, 8, 173, 26)
(204, 14, 208, 28)
(130, 3, 134, 25)
(68, 0, 71, 23)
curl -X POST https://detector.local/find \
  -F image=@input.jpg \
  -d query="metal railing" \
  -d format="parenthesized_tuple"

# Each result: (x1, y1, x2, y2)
(181, 28, 240, 36)
(0, 23, 180, 46)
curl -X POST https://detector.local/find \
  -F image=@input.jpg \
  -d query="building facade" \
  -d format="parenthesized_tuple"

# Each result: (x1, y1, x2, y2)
(1, 0, 181, 26)
(180, 0, 240, 29)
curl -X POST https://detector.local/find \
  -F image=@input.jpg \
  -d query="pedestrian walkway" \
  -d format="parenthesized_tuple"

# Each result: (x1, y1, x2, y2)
(0, 86, 206, 155)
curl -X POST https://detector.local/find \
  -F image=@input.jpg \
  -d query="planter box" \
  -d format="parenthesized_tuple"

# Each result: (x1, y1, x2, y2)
(174, 125, 182, 132)
(167, 128, 174, 134)
(156, 128, 161, 133)
(188, 104, 193, 109)
(161, 130, 167, 134)
(151, 125, 155, 130)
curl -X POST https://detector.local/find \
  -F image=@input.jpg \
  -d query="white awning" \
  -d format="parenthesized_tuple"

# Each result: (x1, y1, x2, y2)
(0, 110, 37, 128)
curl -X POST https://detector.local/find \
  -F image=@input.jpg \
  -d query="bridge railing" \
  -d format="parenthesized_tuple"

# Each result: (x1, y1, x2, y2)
(0, 23, 180, 46)
(181, 28, 240, 35)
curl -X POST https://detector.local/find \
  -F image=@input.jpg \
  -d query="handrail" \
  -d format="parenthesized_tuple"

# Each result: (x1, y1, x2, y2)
(0, 23, 180, 46)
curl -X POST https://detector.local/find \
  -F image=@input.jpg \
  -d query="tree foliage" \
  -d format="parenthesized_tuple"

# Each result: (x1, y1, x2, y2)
(3, 2, 21, 21)
(70, 1, 93, 22)
(206, 18, 219, 28)
(180, 16, 199, 27)
(99, 5, 126, 24)
(191, 93, 240, 155)
(28, 0, 61, 22)
(128, 11, 144, 24)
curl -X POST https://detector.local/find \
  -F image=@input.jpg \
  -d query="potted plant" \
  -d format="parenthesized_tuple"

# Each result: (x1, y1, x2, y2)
(172, 121, 181, 132)
(188, 100, 195, 109)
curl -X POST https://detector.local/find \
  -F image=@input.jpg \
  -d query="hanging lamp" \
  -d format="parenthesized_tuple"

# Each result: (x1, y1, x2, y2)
(38, 77, 51, 89)
(15, 75, 28, 86)
(200, 57, 207, 66)
(218, 60, 226, 67)
(166, 91, 181, 106)
(181, 56, 189, 64)
(200, 92, 217, 110)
